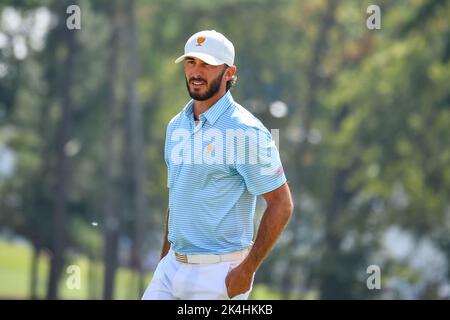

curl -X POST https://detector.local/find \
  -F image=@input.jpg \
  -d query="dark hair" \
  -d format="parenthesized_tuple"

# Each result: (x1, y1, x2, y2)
(226, 74, 237, 91)
(224, 64, 237, 91)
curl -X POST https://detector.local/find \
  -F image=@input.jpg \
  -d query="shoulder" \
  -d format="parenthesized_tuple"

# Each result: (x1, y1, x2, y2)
(225, 102, 267, 131)
(166, 110, 184, 133)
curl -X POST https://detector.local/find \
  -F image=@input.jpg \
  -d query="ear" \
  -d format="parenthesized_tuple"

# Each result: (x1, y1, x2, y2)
(225, 65, 237, 81)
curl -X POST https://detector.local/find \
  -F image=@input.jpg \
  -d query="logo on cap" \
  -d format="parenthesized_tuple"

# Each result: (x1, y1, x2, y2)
(196, 37, 206, 46)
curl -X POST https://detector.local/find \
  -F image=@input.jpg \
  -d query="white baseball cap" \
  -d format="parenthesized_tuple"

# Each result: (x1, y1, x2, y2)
(175, 30, 235, 66)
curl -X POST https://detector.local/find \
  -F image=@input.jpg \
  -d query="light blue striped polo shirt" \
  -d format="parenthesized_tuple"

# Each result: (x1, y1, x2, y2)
(165, 91, 287, 254)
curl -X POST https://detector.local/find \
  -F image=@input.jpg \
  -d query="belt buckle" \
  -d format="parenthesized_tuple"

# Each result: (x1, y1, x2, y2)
(175, 253, 188, 263)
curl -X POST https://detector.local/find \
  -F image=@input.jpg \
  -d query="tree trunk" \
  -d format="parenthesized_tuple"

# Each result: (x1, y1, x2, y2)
(103, 0, 121, 300)
(47, 1, 77, 299)
(29, 243, 40, 300)
(296, 0, 337, 160)
(124, 0, 147, 297)
(287, 0, 338, 299)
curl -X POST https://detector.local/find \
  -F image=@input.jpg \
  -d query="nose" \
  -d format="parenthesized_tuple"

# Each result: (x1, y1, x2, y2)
(190, 66, 205, 80)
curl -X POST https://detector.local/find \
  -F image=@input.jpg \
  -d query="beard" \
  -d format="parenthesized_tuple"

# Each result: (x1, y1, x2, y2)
(185, 67, 227, 101)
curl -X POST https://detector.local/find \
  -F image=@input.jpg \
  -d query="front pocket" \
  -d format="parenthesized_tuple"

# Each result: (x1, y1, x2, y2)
(222, 262, 250, 300)
(222, 262, 233, 300)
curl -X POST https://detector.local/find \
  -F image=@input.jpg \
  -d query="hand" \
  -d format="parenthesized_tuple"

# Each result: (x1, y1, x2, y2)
(224, 263, 254, 299)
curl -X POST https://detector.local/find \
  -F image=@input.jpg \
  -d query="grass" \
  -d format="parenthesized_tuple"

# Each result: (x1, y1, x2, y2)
(0, 240, 151, 299)
(0, 240, 284, 299)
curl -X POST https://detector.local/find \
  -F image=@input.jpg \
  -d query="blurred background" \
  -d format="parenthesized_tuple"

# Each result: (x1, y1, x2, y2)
(0, 0, 449, 300)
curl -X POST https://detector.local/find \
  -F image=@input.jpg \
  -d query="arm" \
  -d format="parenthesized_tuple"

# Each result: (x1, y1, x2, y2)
(242, 182, 293, 272)
(160, 208, 171, 260)
(225, 183, 293, 298)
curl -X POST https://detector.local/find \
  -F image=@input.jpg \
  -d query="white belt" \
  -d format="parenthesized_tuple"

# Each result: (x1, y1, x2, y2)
(174, 249, 250, 264)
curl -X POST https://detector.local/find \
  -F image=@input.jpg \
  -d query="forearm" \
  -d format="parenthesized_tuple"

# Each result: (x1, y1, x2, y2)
(241, 202, 292, 273)
(160, 208, 171, 259)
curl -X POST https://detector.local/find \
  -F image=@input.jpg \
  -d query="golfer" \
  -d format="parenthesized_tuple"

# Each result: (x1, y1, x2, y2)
(142, 30, 293, 300)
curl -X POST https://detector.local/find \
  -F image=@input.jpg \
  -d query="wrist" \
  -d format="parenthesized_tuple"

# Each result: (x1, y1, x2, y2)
(240, 257, 258, 274)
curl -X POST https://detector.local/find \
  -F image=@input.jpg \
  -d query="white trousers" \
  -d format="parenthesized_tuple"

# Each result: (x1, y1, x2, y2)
(142, 250, 254, 300)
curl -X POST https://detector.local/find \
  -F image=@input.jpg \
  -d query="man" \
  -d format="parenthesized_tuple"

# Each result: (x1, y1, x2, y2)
(142, 30, 293, 300)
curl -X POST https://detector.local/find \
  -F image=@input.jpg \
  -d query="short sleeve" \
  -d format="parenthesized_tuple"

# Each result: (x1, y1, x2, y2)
(235, 126, 287, 196)
(164, 124, 171, 188)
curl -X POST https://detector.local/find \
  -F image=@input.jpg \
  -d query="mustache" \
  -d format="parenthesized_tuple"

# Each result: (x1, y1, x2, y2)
(189, 77, 207, 83)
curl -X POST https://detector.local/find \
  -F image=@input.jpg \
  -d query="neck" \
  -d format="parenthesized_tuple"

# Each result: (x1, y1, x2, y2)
(193, 89, 227, 120)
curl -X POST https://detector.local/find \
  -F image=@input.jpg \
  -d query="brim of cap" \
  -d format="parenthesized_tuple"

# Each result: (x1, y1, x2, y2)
(174, 52, 225, 66)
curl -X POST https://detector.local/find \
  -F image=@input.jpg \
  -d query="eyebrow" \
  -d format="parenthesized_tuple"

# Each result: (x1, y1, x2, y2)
(185, 58, 212, 67)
